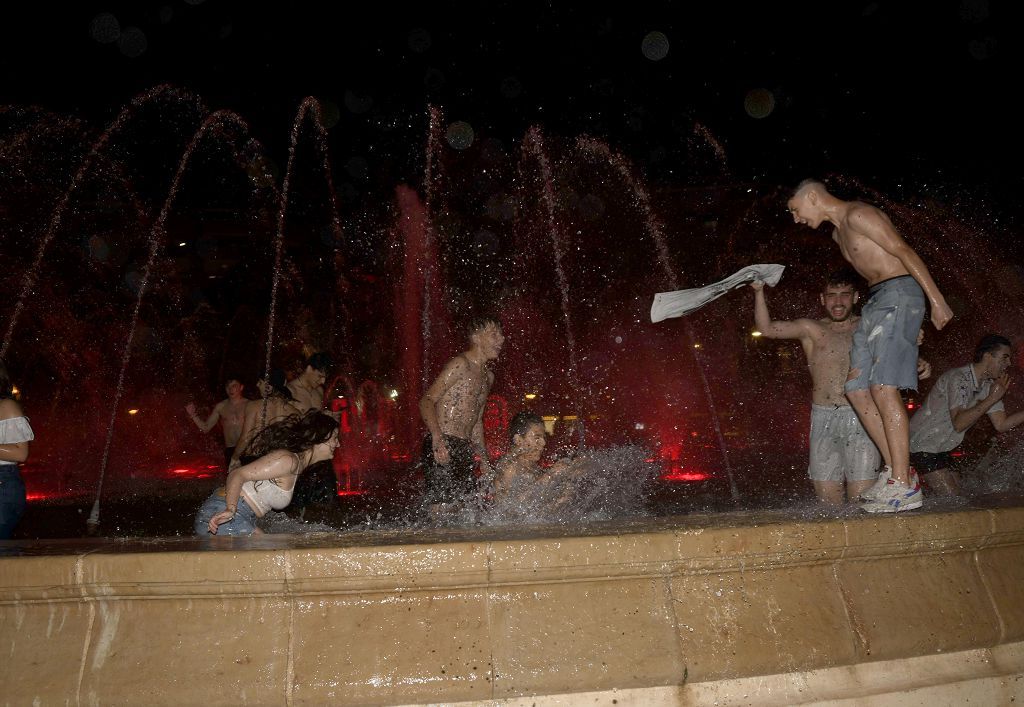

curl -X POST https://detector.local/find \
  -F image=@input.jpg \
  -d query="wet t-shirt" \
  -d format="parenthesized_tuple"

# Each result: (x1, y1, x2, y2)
(909, 364, 1003, 454)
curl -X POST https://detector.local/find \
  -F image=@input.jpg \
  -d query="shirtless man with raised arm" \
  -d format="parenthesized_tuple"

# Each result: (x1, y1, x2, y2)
(787, 179, 953, 512)
(419, 316, 504, 520)
(752, 271, 880, 504)
(185, 377, 248, 470)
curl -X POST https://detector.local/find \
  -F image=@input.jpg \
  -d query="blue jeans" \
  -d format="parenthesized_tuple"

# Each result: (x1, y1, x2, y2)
(846, 275, 926, 392)
(0, 464, 26, 539)
(194, 489, 258, 536)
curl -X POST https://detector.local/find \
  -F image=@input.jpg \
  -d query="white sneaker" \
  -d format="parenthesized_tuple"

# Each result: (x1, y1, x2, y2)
(858, 466, 892, 502)
(860, 478, 923, 513)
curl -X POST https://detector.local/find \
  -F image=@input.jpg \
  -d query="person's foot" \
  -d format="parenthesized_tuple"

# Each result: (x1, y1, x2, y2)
(858, 465, 892, 502)
(860, 478, 923, 513)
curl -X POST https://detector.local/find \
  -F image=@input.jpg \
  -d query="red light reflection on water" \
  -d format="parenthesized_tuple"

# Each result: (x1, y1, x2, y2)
(660, 469, 712, 482)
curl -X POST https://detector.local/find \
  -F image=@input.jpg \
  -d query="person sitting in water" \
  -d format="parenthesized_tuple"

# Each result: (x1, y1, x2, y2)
(492, 411, 579, 518)
(194, 410, 339, 536)
(909, 334, 1024, 496)
(229, 368, 303, 471)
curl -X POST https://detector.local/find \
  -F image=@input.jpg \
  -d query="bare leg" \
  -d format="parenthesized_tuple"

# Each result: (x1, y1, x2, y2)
(923, 469, 960, 496)
(847, 478, 875, 502)
(812, 481, 844, 506)
(870, 384, 911, 485)
(846, 388, 892, 467)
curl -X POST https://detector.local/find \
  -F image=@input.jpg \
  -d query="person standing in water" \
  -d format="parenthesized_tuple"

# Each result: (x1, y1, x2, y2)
(419, 316, 504, 520)
(185, 376, 248, 471)
(787, 179, 953, 512)
(0, 363, 33, 539)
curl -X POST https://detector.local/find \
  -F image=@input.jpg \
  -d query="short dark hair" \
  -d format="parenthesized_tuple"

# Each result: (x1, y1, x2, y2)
(466, 315, 501, 339)
(509, 411, 544, 444)
(792, 178, 825, 199)
(824, 268, 860, 290)
(306, 352, 333, 372)
(974, 334, 1012, 363)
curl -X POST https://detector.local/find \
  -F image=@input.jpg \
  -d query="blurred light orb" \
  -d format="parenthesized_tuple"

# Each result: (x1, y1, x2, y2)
(642, 31, 670, 61)
(89, 13, 120, 43)
(744, 88, 776, 119)
(446, 121, 475, 150)
(118, 27, 148, 57)
(500, 76, 523, 99)
(408, 28, 432, 53)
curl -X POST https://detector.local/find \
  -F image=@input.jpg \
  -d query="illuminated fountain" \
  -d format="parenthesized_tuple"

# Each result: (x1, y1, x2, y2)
(2, 89, 1024, 704)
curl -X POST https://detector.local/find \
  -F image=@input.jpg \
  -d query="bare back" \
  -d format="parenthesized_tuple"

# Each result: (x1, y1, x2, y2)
(833, 203, 909, 285)
(432, 354, 493, 440)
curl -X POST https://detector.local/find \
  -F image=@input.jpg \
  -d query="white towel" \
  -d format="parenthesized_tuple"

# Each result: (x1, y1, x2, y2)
(651, 264, 785, 323)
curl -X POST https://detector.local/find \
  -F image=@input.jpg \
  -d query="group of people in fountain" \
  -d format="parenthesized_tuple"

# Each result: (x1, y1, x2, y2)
(184, 177, 1023, 537)
(762, 180, 1023, 511)
(188, 312, 589, 536)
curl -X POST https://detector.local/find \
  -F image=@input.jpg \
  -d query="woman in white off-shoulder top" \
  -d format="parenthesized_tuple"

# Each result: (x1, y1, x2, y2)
(0, 363, 33, 539)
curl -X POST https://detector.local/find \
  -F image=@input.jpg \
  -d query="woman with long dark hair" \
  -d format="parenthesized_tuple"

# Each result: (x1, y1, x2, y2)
(0, 363, 33, 539)
(194, 409, 339, 536)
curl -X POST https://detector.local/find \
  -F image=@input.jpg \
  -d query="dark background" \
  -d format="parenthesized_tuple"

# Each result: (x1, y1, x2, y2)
(2, 1, 1020, 216)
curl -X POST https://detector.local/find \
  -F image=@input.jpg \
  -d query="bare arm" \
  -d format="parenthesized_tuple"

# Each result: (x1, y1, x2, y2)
(851, 207, 953, 330)
(186, 401, 222, 434)
(951, 374, 1008, 432)
(207, 451, 295, 534)
(418, 357, 467, 464)
(750, 281, 819, 341)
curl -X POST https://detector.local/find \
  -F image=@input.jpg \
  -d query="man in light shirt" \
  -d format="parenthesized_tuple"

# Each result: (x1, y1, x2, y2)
(909, 334, 1024, 496)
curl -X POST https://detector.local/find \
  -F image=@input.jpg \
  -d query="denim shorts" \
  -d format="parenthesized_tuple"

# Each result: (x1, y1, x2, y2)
(845, 275, 925, 392)
(0, 464, 26, 539)
(194, 488, 258, 536)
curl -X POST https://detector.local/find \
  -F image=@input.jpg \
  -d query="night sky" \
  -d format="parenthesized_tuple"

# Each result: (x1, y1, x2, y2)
(3, 1, 1022, 219)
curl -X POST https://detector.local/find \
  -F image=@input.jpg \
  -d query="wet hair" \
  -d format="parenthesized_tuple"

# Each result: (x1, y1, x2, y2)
(974, 334, 1012, 363)
(0, 362, 13, 400)
(268, 368, 294, 400)
(239, 409, 338, 466)
(508, 411, 545, 445)
(823, 268, 860, 291)
(305, 352, 333, 373)
(791, 178, 826, 199)
(466, 314, 502, 339)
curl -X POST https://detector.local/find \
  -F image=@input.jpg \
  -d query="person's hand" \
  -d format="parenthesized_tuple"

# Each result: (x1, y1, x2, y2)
(185, 402, 197, 417)
(917, 358, 932, 380)
(432, 437, 450, 464)
(916, 328, 925, 347)
(749, 280, 765, 292)
(208, 508, 235, 534)
(931, 301, 953, 331)
(989, 373, 1011, 403)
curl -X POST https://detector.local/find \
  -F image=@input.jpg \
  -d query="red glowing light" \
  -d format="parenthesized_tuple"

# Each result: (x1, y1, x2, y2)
(336, 490, 366, 496)
(25, 492, 53, 501)
(660, 470, 712, 482)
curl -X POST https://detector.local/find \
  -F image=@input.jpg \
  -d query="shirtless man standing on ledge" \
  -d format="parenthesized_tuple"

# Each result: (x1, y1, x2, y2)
(419, 316, 504, 521)
(787, 179, 953, 512)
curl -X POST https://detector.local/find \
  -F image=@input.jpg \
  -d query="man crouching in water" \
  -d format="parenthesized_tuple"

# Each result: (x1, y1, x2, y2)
(419, 316, 504, 521)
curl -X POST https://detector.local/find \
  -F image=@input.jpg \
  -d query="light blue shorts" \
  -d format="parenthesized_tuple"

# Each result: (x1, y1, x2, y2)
(845, 276, 925, 392)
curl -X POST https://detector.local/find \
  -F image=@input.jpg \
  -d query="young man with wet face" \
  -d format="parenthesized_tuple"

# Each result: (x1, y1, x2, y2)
(787, 180, 952, 512)
(910, 334, 1024, 496)
(419, 315, 504, 520)
(753, 270, 896, 504)
(287, 352, 332, 413)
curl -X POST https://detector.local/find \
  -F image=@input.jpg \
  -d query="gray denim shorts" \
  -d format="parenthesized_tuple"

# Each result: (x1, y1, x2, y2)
(808, 404, 880, 482)
(845, 276, 925, 392)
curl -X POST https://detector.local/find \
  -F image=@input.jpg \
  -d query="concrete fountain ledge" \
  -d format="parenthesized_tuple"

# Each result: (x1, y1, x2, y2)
(3, 500, 1024, 706)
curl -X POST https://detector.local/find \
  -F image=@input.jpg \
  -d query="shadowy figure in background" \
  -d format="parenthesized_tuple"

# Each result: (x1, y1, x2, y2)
(419, 316, 504, 522)
(229, 369, 302, 471)
(288, 352, 332, 413)
(0, 362, 33, 539)
(787, 179, 952, 513)
(185, 376, 248, 470)
(194, 410, 339, 537)
(910, 334, 1024, 496)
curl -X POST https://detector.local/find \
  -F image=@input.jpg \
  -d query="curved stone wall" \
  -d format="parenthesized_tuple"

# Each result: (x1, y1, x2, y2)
(3, 502, 1024, 705)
